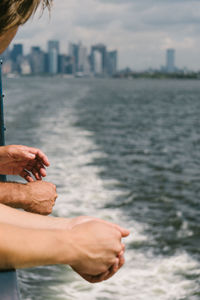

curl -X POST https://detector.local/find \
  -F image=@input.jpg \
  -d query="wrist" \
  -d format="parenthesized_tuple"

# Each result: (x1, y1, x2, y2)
(0, 146, 6, 161)
(53, 229, 76, 266)
(13, 183, 29, 209)
(48, 217, 71, 230)
(0, 146, 8, 172)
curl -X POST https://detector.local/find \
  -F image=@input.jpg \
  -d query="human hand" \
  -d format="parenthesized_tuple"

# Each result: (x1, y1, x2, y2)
(52, 215, 128, 282)
(73, 245, 126, 283)
(0, 145, 50, 181)
(67, 220, 129, 278)
(22, 181, 57, 215)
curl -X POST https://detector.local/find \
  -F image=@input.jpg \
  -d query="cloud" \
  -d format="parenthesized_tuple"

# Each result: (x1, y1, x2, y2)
(11, 0, 200, 70)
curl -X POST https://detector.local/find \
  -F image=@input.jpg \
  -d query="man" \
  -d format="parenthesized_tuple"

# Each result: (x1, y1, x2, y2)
(0, 0, 130, 284)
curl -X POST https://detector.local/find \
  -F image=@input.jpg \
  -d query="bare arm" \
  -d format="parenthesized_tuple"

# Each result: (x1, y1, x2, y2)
(0, 181, 57, 215)
(0, 220, 129, 277)
(0, 204, 129, 282)
(0, 203, 66, 229)
(0, 222, 62, 269)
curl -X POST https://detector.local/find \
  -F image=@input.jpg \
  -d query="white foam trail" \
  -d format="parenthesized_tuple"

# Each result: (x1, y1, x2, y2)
(31, 87, 200, 300)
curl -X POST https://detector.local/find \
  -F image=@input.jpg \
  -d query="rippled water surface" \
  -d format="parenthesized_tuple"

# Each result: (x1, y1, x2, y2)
(4, 77, 200, 300)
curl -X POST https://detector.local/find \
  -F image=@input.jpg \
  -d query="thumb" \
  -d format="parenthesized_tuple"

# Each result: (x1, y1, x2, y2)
(120, 227, 130, 237)
(114, 225, 130, 237)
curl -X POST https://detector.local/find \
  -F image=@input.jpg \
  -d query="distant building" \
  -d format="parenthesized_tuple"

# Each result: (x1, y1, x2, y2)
(20, 59, 31, 75)
(93, 51, 103, 75)
(1, 48, 10, 61)
(48, 40, 59, 74)
(166, 49, 175, 73)
(44, 53, 49, 73)
(11, 44, 23, 62)
(91, 44, 107, 75)
(68, 42, 90, 75)
(107, 50, 118, 75)
(78, 43, 89, 74)
(69, 43, 79, 73)
(11, 44, 23, 73)
(58, 54, 74, 75)
(58, 54, 65, 74)
(30, 46, 45, 74)
(0, 39, 119, 77)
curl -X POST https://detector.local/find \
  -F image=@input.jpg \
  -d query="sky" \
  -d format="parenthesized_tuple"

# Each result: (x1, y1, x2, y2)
(12, 0, 200, 71)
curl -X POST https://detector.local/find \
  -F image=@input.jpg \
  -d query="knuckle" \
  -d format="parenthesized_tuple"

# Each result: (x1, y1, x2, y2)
(99, 265, 108, 274)
(113, 229, 121, 240)
(116, 230, 122, 239)
(109, 258, 116, 266)
(50, 183, 56, 189)
(115, 244, 122, 254)
(45, 207, 53, 215)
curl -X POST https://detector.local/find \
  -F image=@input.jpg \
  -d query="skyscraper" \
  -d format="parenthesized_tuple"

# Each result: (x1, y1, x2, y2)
(78, 43, 88, 74)
(166, 49, 175, 73)
(48, 40, 59, 74)
(107, 50, 118, 75)
(68, 42, 90, 75)
(30, 46, 45, 74)
(11, 44, 23, 62)
(93, 51, 103, 75)
(11, 44, 23, 73)
(91, 44, 107, 75)
(69, 43, 79, 73)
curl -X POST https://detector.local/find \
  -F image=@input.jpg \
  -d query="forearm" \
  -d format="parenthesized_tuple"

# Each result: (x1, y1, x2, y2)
(0, 181, 57, 216)
(0, 222, 71, 270)
(0, 146, 9, 173)
(0, 182, 26, 208)
(0, 203, 70, 230)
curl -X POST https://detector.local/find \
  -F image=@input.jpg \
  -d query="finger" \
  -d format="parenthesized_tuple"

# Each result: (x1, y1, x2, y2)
(78, 273, 101, 284)
(35, 149, 50, 167)
(20, 170, 34, 182)
(93, 218, 130, 237)
(50, 183, 57, 191)
(38, 166, 47, 178)
(119, 243, 125, 254)
(72, 269, 104, 284)
(80, 271, 110, 283)
(103, 258, 120, 281)
(32, 167, 42, 181)
(25, 147, 50, 167)
(93, 218, 130, 238)
(113, 225, 130, 237)
(118, 254, 125, 269)
(29, 161, 47, 178)
(23, 151, 36, 160)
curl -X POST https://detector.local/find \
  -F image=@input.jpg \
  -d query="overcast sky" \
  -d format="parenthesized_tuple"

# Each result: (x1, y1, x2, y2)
(12, 0, 200, 70)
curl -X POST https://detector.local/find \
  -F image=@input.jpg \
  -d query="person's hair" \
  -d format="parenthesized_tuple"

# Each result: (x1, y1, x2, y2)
(0, 0, 52, 35)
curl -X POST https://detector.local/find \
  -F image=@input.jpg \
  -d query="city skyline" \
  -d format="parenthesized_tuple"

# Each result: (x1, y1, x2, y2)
(10, 0, 200, 71)
(2, 40, 118, 77)
(4, 36, 187, 77)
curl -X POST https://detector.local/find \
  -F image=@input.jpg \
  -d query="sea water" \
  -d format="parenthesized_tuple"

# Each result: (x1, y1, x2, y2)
(4, 77, 200, 300)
